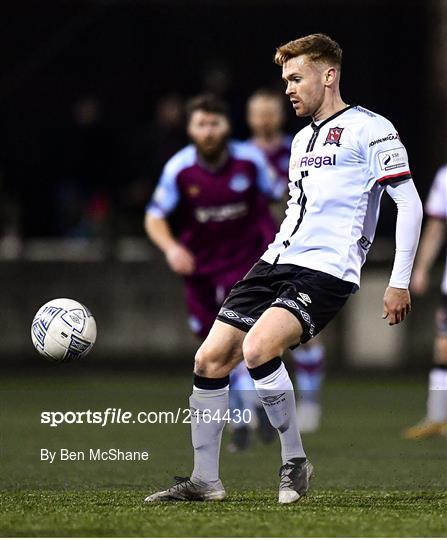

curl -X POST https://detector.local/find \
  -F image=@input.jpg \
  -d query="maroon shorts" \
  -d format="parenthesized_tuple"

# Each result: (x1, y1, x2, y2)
(185, 265, 254, 339)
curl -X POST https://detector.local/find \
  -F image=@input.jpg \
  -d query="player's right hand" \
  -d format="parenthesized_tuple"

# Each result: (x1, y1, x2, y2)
(166, 244, 195, 275)
(410, 268, 428, 295)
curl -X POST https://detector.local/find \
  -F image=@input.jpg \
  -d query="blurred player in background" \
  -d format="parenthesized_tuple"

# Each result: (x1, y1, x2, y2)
(145, 94, 282, 338)
(246, 88, 325, 433)
(145, 95, 283, 446)
(403, 166, 447, 439)
(146, 33, 422, 505)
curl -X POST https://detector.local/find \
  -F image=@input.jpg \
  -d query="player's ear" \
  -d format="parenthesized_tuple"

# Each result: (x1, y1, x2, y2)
(324, 67, 337, 86)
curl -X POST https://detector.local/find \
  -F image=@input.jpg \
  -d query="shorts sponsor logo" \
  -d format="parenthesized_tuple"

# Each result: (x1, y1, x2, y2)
(219, 309, 256, 326)
(290, 154, 336, 170)
(273, 297, 314, 333)
(378, 147, 407, 172)
(369, 132, 400, 147)
(299, 310, 311, 324)
(297, 292, 312, 306)
(323, 127, 344, 146)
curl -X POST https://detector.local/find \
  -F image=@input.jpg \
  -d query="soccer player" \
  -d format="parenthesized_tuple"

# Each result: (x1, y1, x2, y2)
(247, 88, 325, 433)
(145, 33, 422, 505)
(145, 94, 281, 340)
(403, 166, 447, 439)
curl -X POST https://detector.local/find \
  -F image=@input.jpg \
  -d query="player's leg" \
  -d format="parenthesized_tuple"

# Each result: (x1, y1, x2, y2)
(242, 307, 313, 503)
(403, 296, 447, 438)
(227, 361, 255, 451)
(216, 272, 263, 452)
(145, 320, 245, 502)
(292, 338, 325, 433)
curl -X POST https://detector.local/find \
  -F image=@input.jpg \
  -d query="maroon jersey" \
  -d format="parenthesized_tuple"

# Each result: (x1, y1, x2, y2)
(147, 141, 282, 276)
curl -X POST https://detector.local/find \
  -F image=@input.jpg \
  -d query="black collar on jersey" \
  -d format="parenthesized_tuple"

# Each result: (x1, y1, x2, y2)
(311, 104, 356, 131)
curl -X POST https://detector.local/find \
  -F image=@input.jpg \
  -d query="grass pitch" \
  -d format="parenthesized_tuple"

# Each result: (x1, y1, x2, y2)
(1, 371, 446, 537)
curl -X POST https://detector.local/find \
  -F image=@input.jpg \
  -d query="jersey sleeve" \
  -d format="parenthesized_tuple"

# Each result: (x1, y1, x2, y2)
(255, 153, 286, 201)
(385, 179, 423, 288)
(233, 141, 285, 200)
(145, 162, 180, 218)
(360, 115, 412, 187)
(425, 165, 447, 219)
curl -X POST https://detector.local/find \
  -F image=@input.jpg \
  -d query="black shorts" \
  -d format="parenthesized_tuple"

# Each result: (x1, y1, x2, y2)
(216, 260, 355, 344)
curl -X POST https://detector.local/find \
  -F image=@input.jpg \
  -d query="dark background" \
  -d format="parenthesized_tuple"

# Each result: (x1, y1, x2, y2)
(0, 0, 441, 240)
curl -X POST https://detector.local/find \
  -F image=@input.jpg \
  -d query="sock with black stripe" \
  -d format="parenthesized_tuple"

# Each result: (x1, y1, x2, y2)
(190, 374, 229, 483)
(249, 358, 306, 464)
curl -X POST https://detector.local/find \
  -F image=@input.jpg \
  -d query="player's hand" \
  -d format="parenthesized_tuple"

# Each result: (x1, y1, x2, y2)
(165, 244, 195, 275)
(382, 286, 411, 326)
(410, 268, 428, 296)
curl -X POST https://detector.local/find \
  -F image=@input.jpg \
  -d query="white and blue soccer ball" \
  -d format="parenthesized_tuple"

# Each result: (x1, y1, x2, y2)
(31, 298, 97, 362)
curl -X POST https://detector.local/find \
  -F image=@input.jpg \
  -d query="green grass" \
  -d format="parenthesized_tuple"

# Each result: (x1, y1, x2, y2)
(1, 372, 446, 537)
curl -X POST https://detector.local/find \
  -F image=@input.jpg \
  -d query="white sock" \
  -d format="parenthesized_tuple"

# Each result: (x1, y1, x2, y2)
(427, 368, 447, 423)
(251, 360, 306, 464)
(190, 385, 229, 483)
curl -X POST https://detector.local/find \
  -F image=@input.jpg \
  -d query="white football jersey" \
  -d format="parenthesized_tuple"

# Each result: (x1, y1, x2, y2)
(425, 165, 447, 294)
(261, 105, 412, 287)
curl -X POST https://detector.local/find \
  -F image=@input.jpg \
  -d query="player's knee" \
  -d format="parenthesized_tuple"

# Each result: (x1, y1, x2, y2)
(435, 337, 447, 364)
(242, 332, 281, 369)
(194, 343, 228, 377)
(194, 346, 215, 376)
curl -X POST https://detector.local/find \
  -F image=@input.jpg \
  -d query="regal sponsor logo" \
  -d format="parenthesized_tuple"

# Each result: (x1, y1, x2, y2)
(290, 154, 336, 170)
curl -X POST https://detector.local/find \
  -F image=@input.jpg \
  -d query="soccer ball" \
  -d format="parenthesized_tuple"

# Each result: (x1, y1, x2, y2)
(31, 298, 97, 362)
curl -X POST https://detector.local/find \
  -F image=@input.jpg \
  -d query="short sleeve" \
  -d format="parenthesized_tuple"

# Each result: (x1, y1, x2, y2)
(360, 115, 412, 187)
(426, 166, 447, 219)
(145, 163, 180, 218)
(232, 141, 285, 200)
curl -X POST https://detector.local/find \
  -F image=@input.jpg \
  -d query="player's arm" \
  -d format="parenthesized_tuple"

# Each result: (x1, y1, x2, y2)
(383, 179, 423, 325)
(410, 217, 445, 295)
(411, 167, 447, 294)
(362, 115, 422, 325)
(144, 167, 195, 276)
(144, 214, 195, 275)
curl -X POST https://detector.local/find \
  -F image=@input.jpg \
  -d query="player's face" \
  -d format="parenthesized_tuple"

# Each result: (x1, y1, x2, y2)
(282, 55, 327, 118)
(247, 96, 284, 137)
(187, 110, 230, 159)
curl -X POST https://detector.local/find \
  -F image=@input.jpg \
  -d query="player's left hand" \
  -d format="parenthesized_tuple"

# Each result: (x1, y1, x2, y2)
(382, 286, 411, 325)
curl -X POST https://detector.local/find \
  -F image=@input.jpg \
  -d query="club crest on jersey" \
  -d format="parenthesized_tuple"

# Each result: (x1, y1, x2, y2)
(187, 185, 201, 197)
(229, 174, 250, 193)
(324, 127, 344, 146)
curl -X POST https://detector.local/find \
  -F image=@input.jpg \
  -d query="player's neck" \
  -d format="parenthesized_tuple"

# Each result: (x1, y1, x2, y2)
(312, 93, 348, 124)
(197, 148, 229, 172)
(252, 132, 284, 152)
